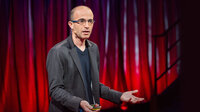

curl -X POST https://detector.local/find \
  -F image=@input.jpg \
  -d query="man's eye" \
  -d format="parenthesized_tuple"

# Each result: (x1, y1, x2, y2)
(79, 19, 85, 23)
(88, 19, 93, 23)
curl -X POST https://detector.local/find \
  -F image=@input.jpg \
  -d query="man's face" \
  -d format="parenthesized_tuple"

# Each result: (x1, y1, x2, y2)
(70, 7, 94, 39)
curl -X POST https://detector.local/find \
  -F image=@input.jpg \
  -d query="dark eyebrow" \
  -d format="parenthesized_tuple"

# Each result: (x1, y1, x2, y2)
(77, 18, 93, 20)
(79, 18, 85, 20)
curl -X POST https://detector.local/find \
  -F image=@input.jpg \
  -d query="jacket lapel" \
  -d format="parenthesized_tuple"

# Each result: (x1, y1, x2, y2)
(69, 48, 86, 83)
(67, 36, 87, 92)
(88, 45, 99, 103)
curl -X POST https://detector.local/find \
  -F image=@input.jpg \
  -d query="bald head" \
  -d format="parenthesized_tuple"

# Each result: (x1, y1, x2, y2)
(68, 5, 94, 40)
(70, 5, 93, 20)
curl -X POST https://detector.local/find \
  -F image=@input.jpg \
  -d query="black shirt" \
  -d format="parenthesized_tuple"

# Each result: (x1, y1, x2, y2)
(75, 46, 94, 104)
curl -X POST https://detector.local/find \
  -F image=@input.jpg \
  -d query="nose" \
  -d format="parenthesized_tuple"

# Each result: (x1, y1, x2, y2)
(84, 21, 89, 28)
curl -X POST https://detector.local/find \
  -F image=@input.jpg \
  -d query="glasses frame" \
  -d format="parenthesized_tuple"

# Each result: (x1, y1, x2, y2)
(71, 18, 95, 26)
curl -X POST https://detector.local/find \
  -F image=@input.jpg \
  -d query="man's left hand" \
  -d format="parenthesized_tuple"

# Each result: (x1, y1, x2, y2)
(120, 90, 144, 104)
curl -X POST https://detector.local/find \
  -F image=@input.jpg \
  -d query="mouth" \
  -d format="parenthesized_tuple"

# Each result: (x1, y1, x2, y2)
(82, 31, 90, 35)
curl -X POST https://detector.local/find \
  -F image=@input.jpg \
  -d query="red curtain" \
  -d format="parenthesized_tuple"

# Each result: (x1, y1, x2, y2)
(0, 0, 181, 111)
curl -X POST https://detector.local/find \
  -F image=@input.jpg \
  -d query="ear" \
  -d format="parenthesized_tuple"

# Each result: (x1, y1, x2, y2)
(68, 21, 73, 30)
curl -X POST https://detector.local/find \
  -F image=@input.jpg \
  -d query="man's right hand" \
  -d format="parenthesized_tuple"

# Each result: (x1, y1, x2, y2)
(80, 100, 101, 112)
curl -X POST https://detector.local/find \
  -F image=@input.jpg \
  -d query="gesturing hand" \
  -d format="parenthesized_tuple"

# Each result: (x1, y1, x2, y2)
(80, 100, 101, 112)
(120, 90, 144, 104)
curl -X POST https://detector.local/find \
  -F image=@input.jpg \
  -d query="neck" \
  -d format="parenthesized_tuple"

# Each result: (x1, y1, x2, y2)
(72, 33, 86, 51)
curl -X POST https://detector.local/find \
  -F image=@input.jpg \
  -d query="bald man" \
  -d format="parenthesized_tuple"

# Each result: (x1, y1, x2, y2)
(46, 5, 144, 112)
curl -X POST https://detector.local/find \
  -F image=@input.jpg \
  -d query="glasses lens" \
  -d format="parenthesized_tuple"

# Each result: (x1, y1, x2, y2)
(88, 19, 94, 25)
(78, 19, 86, 25)
(75, 19, 95, 25)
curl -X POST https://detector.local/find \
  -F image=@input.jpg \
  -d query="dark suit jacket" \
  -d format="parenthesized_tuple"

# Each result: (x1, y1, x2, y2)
(46, 35, 122, 112)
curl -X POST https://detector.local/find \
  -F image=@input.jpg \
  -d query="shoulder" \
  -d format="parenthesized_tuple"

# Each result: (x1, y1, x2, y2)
(50, 37, 71, 52)
(87, 40, 100, 58)
(47, 38, 70, 58)
(87, 39, 99, 50)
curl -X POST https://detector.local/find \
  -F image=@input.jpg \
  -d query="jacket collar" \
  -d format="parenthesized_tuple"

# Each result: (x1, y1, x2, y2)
(67, 35, 92, 49)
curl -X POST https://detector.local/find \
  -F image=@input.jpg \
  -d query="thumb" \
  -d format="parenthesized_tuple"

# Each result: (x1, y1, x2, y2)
(131, 90, 138, 94)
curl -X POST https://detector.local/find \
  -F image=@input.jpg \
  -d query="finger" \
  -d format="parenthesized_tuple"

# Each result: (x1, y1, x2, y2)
(132, 98, 144, 104)
(84, 107, 93, 112)
(84, 103, 93, 110)
(135, 97, 145, 101)
(130, 98, 137, 103)
(87, 104, 93, 110)
(138, 98, 145, 102)
(82, 105, 92, 112)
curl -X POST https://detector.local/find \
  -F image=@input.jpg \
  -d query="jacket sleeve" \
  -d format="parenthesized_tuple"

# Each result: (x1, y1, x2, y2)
(46, 48, 82, 112)
(99, 83, 122, 104)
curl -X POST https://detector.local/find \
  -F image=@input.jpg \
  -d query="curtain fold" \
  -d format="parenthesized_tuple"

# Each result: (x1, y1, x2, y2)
(0, 0, 181, 111)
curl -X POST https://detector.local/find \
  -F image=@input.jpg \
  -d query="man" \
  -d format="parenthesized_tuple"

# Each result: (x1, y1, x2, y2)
(46, 5, 144, 112)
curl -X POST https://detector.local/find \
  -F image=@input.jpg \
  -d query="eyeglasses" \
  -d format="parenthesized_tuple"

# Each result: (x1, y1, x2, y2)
(71, 18, 95, 26)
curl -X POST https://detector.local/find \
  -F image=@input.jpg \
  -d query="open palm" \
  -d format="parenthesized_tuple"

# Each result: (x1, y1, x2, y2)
(120, 90, 144, 104)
